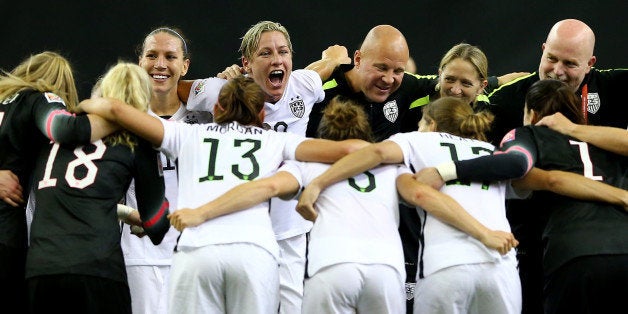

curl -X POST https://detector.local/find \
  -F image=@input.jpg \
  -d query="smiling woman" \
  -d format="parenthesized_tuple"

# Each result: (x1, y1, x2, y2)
(119, 26, 213, 314)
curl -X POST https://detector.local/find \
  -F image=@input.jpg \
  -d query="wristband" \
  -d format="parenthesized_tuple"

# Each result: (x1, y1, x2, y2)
(117, 204, 136, 220)
(435, 161, 458, 182)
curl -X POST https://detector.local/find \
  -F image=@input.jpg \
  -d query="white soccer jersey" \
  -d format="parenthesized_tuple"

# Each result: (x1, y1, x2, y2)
(187, 70, 324, 239)
(280, 161, 406, 278)
(388, 132, 515, 277)
(121, 104, 213, 266)
(159, 120, 306, 259)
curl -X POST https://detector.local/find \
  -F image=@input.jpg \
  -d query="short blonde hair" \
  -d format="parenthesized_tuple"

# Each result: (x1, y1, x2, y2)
(99, 62, 152, 149)
(239, 21, 293, 60)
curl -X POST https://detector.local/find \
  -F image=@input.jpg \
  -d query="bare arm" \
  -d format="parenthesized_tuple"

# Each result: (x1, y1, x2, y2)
(305, 45, 351, 81)
(295, 138, 370, 163)
(513, 167, 628, 210)
(86, 114, 119, 142)
(397, 174, 518, 255)
(79, 97, 165, 147)
(217, 64, 245, 80)
(177, 80, 194, 104)
(296, 141, 404, 216)
(497, 72, 530, 86)
(168, 171, 300, 231)
(536, 112, 628, 156)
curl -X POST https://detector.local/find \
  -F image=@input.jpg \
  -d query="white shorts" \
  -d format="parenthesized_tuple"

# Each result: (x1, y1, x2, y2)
(169, 243, 279, 314)
(414, 257, 521, 314)
(127, 265, 170, 314)
(277, 233, 307, 314)
(302, 263, 405, 314)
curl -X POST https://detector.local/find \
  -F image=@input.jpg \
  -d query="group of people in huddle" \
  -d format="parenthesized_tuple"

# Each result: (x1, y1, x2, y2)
(0, 17, 626, 314)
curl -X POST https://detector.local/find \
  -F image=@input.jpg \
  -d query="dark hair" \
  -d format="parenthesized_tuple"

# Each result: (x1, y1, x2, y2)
(525, 79, 585, 124)
(317, 95, 373, 142)
(422, 96, 494, 141)
(137, 26, 191, 60)
(214, 76, 265, 127)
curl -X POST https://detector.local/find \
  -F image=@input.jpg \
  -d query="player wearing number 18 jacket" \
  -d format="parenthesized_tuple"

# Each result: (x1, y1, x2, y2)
(25, 134, 170, 313)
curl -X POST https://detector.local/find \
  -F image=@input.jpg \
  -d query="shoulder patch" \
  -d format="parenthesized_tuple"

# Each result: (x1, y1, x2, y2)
(193, 80, 205, 96)
(44, 92, 65, 104)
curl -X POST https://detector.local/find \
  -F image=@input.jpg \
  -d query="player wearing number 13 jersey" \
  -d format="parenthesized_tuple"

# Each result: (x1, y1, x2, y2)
(79, 76, 366, 313)
(185, 62, 324, 313)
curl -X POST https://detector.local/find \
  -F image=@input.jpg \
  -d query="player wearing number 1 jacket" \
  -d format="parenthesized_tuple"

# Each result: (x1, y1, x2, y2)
(445, 81, 628, 313)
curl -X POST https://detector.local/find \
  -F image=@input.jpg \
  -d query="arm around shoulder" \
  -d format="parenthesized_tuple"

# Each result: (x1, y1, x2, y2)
(536, 112, 628, 156)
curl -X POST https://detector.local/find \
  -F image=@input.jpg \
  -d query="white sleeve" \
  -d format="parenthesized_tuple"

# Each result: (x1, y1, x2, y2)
(297, 69, 325, 103)
(276, 160, 305, 200)
(186, 78, 227, 112)
(282, 132, 308, 160)
(158, 119, 183, 160)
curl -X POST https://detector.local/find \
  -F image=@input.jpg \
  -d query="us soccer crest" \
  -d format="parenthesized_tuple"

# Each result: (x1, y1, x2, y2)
(383, 100, 399, 122)
(193, 81, 205, 96)
(289, 97, 305, 118)
(587, 92, 600, 114)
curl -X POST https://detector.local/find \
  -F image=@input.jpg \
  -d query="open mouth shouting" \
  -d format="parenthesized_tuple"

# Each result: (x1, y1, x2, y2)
(269, 70, 285, 87)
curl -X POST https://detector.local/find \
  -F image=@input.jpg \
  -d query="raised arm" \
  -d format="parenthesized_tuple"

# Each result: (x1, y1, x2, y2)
(396, 174, 518, 254)
(305, 45, 352, 81)
(79, 97, 165, 147)
(216, 64, 246, 80)
(296, 141, 404, 216)
(513, 167, 628, 210)
(536, 112, 628, 156)
(169, 171, 300, 231)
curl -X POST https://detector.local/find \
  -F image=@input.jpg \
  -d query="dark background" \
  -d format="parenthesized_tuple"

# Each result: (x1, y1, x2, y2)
(1, 0, 625, 99)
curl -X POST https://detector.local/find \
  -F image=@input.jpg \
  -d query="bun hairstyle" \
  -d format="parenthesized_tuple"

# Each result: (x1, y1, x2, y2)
(214, 76, 265, 127)
(317, 95, 374, 142)
(525, 79, 585, 124)
(422, 96, 494, 141)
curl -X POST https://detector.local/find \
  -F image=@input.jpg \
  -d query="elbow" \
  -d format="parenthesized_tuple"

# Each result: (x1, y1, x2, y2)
(542, 170, 564, 191)
(513, 162, 529, 179)
(109, 99, 124, 119)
